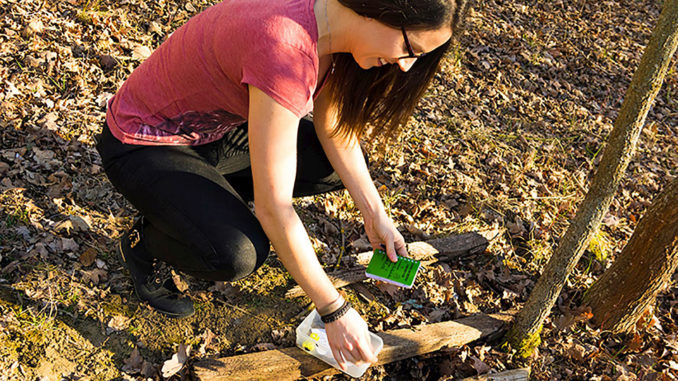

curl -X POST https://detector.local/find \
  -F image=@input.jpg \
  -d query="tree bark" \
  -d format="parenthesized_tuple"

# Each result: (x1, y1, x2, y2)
(582, 177, 678, 333)
(503, 0, 678, 357)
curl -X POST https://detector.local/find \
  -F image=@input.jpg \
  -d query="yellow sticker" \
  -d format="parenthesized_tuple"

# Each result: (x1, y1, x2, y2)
(302, 341, 315, 352)
(310, 333, 320, 341)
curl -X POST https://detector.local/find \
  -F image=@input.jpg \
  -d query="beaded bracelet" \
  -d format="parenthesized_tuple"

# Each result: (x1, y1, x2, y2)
(320, 300, 352, 324)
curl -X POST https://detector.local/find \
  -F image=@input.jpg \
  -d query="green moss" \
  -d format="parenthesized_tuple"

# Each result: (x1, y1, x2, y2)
(501, 325, 542, 358)
(588, 229, 611, 262)
(100, 294, 131, 317)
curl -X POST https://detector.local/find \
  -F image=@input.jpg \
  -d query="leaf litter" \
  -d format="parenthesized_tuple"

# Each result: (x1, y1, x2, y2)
(0, 0, 676, 380)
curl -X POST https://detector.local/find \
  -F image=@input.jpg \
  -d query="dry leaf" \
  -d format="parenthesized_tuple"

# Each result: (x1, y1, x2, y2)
(252, 343, 276, 352)
(99, 55, 118, 71)
(350, 236, 372, 251)
(148, 21, 163, 34)
(161, 344, 191, 378)
(61, 237, 79, 252)
(209, 281, 241, 299)
(22, 20, 44, 37)
(29, 242, 49, 259)
(626, 333, 644, 353)
(32, 148, 55, 168)
(108, 315, 131, 332)
(566, 343, 586, 362)
(428, 308, 447, 323)
(199, 329, 217, 354)
(375, 281, 400, 298)
(141, 361, 157, 378)
(470, 355, 491, 374)
(82, 268, 107, 284)
(132, 45, 152, 61)
(122, 347, 143, 374)
(79, 247, 97, 267)
(171, 270, 189, 292)
(69, 215, 92, 232)
(318, 217, 339, 235)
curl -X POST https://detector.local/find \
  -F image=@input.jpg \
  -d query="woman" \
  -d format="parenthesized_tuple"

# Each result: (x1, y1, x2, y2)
(96, 0, 469, 369)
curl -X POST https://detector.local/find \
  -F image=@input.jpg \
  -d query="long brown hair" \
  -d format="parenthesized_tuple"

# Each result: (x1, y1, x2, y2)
(326, 0, 471, 140)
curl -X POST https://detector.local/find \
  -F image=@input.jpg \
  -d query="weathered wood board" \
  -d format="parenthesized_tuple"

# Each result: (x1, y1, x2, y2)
(285, 231, 495, 299)
(194, 311, 513, 381)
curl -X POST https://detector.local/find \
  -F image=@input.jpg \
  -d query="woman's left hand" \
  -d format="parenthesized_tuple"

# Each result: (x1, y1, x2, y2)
(364, 210, 408, 262)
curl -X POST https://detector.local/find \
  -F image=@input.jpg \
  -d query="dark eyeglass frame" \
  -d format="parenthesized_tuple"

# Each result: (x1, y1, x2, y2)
(399, 25, 426, 60)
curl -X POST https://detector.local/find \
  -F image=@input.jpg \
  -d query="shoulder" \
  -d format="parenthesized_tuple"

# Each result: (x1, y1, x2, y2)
(211, 0, 317, 54)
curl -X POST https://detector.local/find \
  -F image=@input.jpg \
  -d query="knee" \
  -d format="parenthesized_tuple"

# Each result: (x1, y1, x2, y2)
(201, 229, 269, 282)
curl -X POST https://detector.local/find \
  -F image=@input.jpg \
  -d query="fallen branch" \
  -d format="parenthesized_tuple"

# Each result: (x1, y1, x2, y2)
(460, 368, 531, 381)
(193, 311, 514, 381)
(285, 231, 495, 299)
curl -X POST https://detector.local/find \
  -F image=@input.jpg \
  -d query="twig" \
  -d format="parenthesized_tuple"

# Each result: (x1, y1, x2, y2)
(212, 298, 282, 327)
(508, 193, 577, 201)
(333, 220, 345, 271)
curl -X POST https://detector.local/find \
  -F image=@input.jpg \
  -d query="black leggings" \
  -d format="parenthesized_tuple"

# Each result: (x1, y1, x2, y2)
(95, 118, 343, 281)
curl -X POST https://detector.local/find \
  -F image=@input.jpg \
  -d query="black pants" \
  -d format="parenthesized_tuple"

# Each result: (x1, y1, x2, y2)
(96, 118, 343, 281)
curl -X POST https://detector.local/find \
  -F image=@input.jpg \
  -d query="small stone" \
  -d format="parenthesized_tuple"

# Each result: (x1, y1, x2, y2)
(0, 161, 9, 175)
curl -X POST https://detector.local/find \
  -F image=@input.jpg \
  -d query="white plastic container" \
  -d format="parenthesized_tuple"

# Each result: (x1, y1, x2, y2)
(296, 309, 383, 378)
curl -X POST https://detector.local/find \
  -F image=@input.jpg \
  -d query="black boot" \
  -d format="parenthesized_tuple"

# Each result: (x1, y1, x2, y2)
(118, 217, 195, 318)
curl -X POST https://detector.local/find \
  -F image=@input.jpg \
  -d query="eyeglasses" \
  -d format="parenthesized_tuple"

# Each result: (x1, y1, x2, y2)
(399, 26, 426, 60)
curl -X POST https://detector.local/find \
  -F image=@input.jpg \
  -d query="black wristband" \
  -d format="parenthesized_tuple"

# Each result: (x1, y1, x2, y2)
(320, 300, 352, 324)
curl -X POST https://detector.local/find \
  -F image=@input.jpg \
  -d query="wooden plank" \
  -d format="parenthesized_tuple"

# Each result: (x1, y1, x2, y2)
(194, 312, 514, 381)
(285, 231, 494, 299)
(459, 368, 531, 381)
(285, 267, 367, 299)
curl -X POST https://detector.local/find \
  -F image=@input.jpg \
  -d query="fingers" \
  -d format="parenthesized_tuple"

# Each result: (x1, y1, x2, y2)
(356, 335, 378, 364)
(325, 311, 378, 371)
(331, 347, 347, 371)
(330, 341, 363, 369)
(384, 238, 398, 262)
(395, 233, 409, 257)
(345, 345, 361, 365)
(339, 335, 376, 367)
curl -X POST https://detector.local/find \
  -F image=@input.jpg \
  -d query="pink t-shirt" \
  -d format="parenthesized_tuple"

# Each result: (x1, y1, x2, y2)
(106, 0, 320, 145)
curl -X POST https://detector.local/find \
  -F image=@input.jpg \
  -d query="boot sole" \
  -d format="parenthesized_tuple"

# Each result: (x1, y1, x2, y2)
(118, 239, 195, 319)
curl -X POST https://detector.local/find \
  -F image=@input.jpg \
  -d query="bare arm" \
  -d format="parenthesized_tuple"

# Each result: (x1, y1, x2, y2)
(312, 88, 407, 261)
(248, 85, 339, 308)
(247, 85, 377, 368)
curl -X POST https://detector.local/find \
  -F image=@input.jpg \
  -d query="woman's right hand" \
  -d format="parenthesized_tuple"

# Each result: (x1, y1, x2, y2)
(324, 308, 379, 370)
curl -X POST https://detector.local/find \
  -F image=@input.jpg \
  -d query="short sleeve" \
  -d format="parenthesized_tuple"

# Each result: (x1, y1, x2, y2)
(240, 43, 317, 118)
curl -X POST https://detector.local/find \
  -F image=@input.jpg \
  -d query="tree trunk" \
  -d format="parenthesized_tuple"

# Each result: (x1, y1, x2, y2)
(503, 0, 678, 357)
(582, 177, 678, 333)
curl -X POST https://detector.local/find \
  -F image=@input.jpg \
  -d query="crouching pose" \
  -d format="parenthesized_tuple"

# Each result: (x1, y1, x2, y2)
(96, 0, 469, 368)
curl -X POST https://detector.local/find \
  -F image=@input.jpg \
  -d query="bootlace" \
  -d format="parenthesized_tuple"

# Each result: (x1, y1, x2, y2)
(147, 260, 174, 292)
